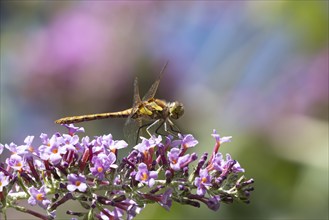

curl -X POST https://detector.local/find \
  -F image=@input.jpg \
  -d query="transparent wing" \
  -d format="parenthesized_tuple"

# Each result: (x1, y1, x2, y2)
(132, 77, 141, 109)
(142, 61, 168, 101)
(124, 62, 169, 144)
(123, 117, 142, 146)
(123, 77, 142, 145)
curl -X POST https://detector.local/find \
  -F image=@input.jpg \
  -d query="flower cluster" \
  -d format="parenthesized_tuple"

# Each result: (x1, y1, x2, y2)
(0, 125, 254, 220)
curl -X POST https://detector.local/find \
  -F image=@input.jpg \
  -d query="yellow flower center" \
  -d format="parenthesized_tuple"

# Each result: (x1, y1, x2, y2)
(142, 173, 148, 181)
(75, 181, 81, 186)
(52, 148, 58, 154)
(97, 166, 103, 173)
(201, 177, 207, 183)
(36, 193, 44, 201)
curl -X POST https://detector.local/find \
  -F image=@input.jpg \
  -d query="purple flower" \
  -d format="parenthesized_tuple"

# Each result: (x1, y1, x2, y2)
(134, 135, 162, 152)
(164, 135, 174, 147)
(133, 136, 161, 166)
(48, 144, 66, 165)
(39, 133, 49, 144)
(91, 134, 128, 156)
(99, 207, 123, 220)
(0, 126, 254, 217)
(135, 163, 158, 187)
(38, 135, 67, 165)
(207, 153, 224, 172)
(208, 130, 233, 164)
(126, 202, 143, 220)
(91, 136, 104, 153)
(100, 134, 128, 151)
(140, 188, 173, 211)
(115, 199, 143, 220)
(157, 188, 173, 211)
(113, 199, 143, 220)
(6, 154, 24, 171)
(62, 134, 80, 150)
(211, 129, 232, 144)
(28, 186, 51, 209)
(0, 172, 9, 192)
(206, 195, 221, 211)
(63, 124, 85, 136)
(207, 153, 244, 176)
(4, 142, 18, 154)
(168, 148, 194, 171)
(90, 152, 117, 179)
(224, 154, 245, 173)
(90, 159, 106, 180)
(2, 136, 36, 159)
(24, 135, 35, 148)
(194, 169, 212, 196)
(172, 134, 198, 148)
(16, 136, 35, 155)
(67, 174, 87, 192)
(81, 136, 90, 148)
(99, 134, 113, 146)
(146, 135, 162, 147)
(110, 139, 128, 151)
(133, 140, 149, 154)
(39, 135, 60, 157)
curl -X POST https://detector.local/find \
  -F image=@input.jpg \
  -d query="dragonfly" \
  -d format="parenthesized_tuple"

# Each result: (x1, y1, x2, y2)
(55, 62, 184, 143)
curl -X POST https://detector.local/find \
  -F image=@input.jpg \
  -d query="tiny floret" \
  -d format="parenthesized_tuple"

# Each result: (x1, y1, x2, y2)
(135, 163, 158, 187)
(28, 186, 51, 209)
(67, 174, 87, 192)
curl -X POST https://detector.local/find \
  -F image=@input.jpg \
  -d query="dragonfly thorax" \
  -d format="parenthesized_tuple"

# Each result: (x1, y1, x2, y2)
(168, 101, 184, 119)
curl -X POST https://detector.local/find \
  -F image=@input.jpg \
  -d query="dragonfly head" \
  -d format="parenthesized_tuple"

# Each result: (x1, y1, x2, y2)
(169, 101, 184, 119)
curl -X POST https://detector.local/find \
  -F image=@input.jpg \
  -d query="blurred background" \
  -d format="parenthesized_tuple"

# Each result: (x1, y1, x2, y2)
(0, 1, 328, 219)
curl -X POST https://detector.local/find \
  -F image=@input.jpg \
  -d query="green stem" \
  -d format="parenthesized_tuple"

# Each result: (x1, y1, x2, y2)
(10, 204, 50, 220)
(16, 173, 29, 195)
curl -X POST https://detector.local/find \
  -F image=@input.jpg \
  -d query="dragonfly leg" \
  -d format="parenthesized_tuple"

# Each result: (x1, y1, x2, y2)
(135, 121, 153, 144)
(154, 120, 166, 136)
(166, 119, 180, 137)
(135, 119, 180, 143)
(146, 119, 161, 137)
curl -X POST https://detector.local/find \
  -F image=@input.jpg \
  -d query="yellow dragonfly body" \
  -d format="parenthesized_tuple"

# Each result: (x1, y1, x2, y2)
(55, 63, 184, 141)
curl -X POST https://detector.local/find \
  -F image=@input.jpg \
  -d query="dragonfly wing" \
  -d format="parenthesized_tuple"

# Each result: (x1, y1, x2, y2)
(124, 62, 168, 144)
(124, 77, 143, 145)
(142, 61, 168, 101)
(123, 117, 143, 145)
(133, 77, 142, 108)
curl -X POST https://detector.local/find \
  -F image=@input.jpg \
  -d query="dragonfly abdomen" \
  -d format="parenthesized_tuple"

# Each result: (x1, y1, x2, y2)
(55, 109, 132, 124)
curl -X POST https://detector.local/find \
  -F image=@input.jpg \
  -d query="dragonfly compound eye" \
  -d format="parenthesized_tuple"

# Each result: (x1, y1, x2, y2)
(169, 101, 184, 119)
